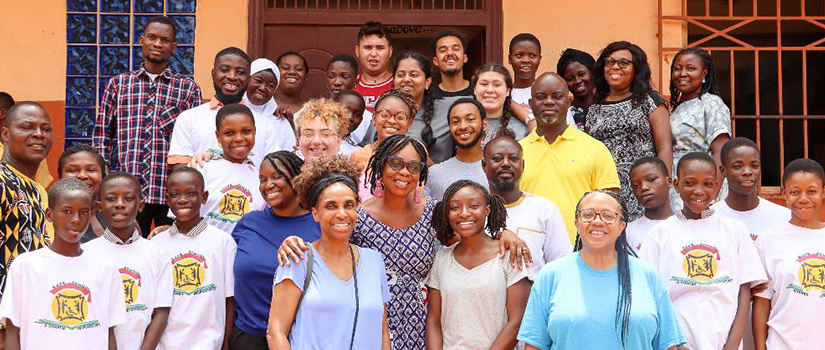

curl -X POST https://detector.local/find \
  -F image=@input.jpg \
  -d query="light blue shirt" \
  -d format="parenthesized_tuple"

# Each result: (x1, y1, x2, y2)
(517, 252, 685, 350)
(274, 245, 391, 350)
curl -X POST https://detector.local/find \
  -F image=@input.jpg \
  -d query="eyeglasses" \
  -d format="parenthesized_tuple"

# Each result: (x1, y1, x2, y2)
(375, 109, 410, 123)
(386, 156, 425, 174)
(577, 209, 621, 224)
(300, 129, 337, 140)
(605, 58, 633, 69)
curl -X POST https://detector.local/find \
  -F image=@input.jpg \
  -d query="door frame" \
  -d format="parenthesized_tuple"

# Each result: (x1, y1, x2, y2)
(247, 0, 503, 63)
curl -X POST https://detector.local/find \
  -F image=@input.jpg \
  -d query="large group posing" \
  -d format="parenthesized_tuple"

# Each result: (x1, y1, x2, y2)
(0, 15, 822, 350)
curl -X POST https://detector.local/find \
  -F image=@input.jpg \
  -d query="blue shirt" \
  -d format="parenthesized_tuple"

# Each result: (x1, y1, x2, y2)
(274, 245, 391, 350)
(232, 209, 321, 336)
(518, 252, 685, 350)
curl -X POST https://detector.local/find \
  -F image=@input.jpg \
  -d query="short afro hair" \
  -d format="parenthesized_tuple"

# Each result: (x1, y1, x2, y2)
(293, 156, 360, 209)
(48, 177, 93, 209)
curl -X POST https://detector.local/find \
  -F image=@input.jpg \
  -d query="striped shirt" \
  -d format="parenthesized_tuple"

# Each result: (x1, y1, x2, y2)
(94, 65, 202, 205)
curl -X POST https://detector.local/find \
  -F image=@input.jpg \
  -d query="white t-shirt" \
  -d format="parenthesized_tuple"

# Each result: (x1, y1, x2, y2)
(83, 237, 173, 350)
(711, 198, 790, 241)
(754, 223, 825, 350)
(505, 193, 572, 275)
(425, 246, 528, 350)
(511, 87, 532, 113)
(626, 215, 669, 254)
(349, 110, 374, 145)
(169, 101, 293, 166)
(639, 215, 767, 350)
(152, 224, 237, 350)
(197, 158, 266, 234)
(0, 248, 127, 350)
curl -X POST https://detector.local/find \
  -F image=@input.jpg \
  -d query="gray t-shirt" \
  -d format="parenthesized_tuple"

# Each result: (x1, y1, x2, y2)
(482, 117, 529, 147)
(407, 85, 473, 164)
(424, 157, 489, 201)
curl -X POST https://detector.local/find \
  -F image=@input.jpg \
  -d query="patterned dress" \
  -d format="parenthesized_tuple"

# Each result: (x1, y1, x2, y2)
(669, 93, 732, 210)
(350, 197, 440, 350)
(586, 92, 667, 219)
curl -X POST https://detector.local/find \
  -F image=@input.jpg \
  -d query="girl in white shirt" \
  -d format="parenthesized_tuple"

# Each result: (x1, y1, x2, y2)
(753, 159, 825, 350)
(425, 180, 530, 350)
(639, 151, 766, 350)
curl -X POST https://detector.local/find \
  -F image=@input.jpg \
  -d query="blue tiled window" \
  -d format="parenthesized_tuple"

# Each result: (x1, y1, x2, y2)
(65, 0, 196, 148)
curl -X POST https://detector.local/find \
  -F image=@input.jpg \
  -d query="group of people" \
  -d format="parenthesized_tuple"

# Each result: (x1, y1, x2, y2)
(0, 14, 821, 350)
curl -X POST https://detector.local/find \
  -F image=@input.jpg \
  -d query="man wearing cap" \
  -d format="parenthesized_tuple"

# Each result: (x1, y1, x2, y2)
(94, 15, 202, 236)
(242, 58, 296, 152)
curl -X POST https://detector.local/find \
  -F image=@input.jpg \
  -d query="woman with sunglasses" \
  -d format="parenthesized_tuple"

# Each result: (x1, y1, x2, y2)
(278, 134, 532, 350)
(585, 41, 673, 220)
(518, 190, 686, 350)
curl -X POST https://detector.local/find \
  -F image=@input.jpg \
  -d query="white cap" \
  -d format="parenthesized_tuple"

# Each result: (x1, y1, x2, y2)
(250, 58, 280, 90)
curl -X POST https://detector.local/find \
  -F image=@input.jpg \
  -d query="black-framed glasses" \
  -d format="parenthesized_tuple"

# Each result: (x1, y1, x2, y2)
(578, 209, 621, 224)
(386, 156, 424, 174)
(605, 58, 633, 69)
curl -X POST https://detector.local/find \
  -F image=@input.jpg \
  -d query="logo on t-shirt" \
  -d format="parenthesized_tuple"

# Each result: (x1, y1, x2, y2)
(119, 267, 147, 312)
(171, 251, 216, 295)
(208, 184, 253, 223)
(672, 243, 732, 286)
(36, 281, 100, 330)
(788, 253, 825, 297)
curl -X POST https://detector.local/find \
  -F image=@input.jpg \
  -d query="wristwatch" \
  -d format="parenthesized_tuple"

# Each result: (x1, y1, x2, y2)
(525, 113, 536, 123)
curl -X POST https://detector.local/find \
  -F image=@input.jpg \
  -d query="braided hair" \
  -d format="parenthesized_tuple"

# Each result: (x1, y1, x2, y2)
(392, 52, 436, 149)
(262, 151, 304, 189)
(365, 134, 429, 195)
(669, 47, 718, 108)
(573, 189, 635, 347)
(471, 63, 516, 138)
(433, 180, 508, 245)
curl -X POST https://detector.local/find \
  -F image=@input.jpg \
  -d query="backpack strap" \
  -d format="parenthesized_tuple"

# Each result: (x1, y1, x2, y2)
(290, 248, 314, 334)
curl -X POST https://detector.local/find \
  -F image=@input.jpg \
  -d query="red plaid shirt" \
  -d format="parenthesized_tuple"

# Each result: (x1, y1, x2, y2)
(94, 66, 202, 204)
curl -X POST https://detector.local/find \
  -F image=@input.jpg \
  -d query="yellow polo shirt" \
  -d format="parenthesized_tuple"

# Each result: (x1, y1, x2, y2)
(519, 125, 620, 243)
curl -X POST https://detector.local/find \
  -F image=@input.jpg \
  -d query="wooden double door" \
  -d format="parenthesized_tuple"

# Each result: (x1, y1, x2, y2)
(248, 0, 503, 99)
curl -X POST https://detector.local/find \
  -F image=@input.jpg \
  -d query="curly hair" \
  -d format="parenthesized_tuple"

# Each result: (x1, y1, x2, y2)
(592, 41, 654, 108)
(433, 180, 508, 245)
(471, 63, 515, 136)
(365, 134, 429, 195)
(669, 47, 718, 108)
(572, 189, 635, 348)
(294, 98, 351, 138)
(293, 155, 361, 208)
(556, 48, 595, 76)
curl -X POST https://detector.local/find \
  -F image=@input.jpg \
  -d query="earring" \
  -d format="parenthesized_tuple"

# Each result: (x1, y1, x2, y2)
(413, 186, 421, 203)
(374, 180, 384, 198)
(702, 78, 706, 84)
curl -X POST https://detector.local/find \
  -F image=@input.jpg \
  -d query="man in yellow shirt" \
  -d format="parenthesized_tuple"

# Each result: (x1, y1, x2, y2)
(519, 73, 620, 243)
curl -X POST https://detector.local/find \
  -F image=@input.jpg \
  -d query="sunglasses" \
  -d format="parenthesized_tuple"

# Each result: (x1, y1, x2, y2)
(386, 156, 425, 174)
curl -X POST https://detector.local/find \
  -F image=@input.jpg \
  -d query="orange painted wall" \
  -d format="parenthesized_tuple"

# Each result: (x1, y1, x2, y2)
(502, 0, 683, 90)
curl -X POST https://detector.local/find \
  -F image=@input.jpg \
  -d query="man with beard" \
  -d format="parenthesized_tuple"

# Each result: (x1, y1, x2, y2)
(519, 73, 620, 243)
(412, 31, 474, 163)
(482, 134, 571, 275)
(95, 16, 202, 237)
(424, 97, 489, 201)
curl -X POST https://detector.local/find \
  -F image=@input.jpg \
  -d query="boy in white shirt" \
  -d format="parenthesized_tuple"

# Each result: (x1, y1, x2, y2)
(481, 133, 571, 275)
(712, 137, 790, 240)
(627, 156, 674, 253)
(153, 167, 236, 350)
(640, 152, 766, 350)
(195, 104, 265, 234)
(0, 178, 126, 350)
(83, 172, 173, 350)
